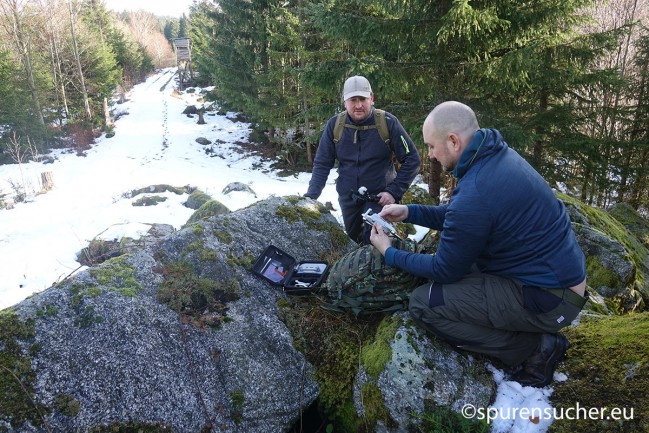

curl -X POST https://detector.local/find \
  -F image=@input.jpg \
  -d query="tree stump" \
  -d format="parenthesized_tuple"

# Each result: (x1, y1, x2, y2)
(41, 171, 55, 192)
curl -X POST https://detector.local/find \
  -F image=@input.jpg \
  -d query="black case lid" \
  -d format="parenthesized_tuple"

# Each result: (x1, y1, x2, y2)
(251, 245, 296, 285)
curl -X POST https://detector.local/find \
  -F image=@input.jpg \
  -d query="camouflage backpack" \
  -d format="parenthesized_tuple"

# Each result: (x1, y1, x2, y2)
(322, 238, 425, 316)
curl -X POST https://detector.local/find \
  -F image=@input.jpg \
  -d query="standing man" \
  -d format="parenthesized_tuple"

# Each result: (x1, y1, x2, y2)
(304, 75, 421, 244)
(369, 101, 587, 387)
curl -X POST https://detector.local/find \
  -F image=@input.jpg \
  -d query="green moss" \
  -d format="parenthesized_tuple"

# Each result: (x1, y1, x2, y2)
(230, 390, 245, 424)
(157, 261, 240, 329)
(315, 334, 363, 430)
(55, 393, 81, 417)
(75, 305, 103, 328)
(276, 203, 322, 225)
(585, 298, 609, 315)
(360, 383, 395, 429)
(608, 203, 649, 249)
(276, 199, 350, 263)
(85, 286, 102, 298)
(200, 249, 217, 262)
(89, 255, 142, 297)
(214, 230, 233, 244)
(586, 255, 622, 289)
(361, 316, 400, 379)
(323, 222, 349, 255)
(131, 195, 167, 207)
(35, 304, 59, 318)
(185, 190, 212, 210)
(0, 309, 49, 429)
(551, 312, 649, 433)
(70, 285, 102, 309)
(278, 298, 386, 432)
(227, 251, 255, 269)
(186, 239, 219, 261)
(185, 199, 229, 224)
(286, 195, 301, 205)
(192, 224, 204, 236)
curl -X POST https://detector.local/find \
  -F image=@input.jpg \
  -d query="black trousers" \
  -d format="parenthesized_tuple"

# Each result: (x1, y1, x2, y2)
(338, 195, 382, 245)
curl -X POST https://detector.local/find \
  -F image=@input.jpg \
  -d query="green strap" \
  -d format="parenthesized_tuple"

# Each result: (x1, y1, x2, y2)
(332, 109, 391, 148)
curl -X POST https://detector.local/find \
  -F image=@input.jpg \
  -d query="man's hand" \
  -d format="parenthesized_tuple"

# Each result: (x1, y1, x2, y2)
(377, 192, 395, 206)
(379, 204, 408, 223)
(369, 223, 392, 255)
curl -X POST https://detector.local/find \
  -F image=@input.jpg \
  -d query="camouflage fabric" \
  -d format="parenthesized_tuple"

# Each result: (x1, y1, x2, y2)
(322, 238, 425, 316)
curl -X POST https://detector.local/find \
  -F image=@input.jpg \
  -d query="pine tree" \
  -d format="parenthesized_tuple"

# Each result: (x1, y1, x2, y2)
(0, 49, 37, 143)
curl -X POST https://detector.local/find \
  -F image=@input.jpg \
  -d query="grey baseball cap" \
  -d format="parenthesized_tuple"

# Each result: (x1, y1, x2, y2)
(343, 76, 372, 101)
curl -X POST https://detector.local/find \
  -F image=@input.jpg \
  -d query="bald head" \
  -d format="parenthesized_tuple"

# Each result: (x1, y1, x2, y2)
(423, 101, 479, 145)
(422, 101, 480, 172)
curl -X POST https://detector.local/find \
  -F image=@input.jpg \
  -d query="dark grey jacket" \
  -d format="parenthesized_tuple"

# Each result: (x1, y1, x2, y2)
(305, 109, 421, 202)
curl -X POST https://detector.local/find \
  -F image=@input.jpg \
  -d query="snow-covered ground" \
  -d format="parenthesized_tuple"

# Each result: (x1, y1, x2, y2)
(0, 68, 339, 310)
(0, 68, 565, 433)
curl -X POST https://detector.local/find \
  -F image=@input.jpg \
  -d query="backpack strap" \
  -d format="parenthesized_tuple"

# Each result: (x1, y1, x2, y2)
(373, 109, 390, 146)
(332, 109, 391, 150)
(332, 111, 347, 145)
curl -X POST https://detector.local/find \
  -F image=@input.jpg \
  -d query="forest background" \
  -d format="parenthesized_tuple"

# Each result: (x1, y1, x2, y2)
(1, 0, 648, 213)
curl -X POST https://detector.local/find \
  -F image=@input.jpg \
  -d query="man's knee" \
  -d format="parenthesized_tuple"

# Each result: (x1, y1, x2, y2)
(409, 283, 430, 312)
(409, 282, 447, 327)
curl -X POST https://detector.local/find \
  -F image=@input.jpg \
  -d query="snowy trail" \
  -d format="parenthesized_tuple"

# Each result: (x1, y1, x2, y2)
(0, 68, 337, 310)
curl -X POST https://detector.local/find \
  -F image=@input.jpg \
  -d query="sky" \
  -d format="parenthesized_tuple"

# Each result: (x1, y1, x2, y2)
(0, 68, 563, 433)
(104, 0, 194, 17)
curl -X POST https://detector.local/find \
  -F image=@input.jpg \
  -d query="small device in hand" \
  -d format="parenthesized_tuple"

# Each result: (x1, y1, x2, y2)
(362, 209, 401, 239)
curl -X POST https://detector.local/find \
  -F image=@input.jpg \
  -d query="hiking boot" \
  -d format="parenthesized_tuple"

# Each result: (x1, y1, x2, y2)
(510, 333, 569, 388)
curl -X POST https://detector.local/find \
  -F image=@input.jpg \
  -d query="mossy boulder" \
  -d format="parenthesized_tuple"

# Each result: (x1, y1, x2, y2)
(185, 199, 230, 224)
(279, 300, 494, 433)
(124, 184, 188, 199)
(131, 195, 167, 206)
(184, 190, 212, 210)
(608, 203, 649, 249)
(560, 194, 648, 312)
(1, 196, 346, 432)
(353, 314, 495, 432)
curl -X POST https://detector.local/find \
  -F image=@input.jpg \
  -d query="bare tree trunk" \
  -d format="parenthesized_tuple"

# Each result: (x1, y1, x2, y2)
(102, 97, 112, 129)
(44, 4, 69, 124)
(68, 0, 92, 120)
(428, 159, 442, 204)
(533, 89, 549, 171)
(303, 94, 312, 164)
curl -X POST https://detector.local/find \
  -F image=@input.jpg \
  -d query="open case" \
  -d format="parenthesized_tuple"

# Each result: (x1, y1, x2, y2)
(251, 245, 328, 295)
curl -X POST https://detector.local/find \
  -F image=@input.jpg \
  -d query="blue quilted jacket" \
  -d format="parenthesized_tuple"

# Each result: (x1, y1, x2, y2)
(385, 128, 586, 289)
